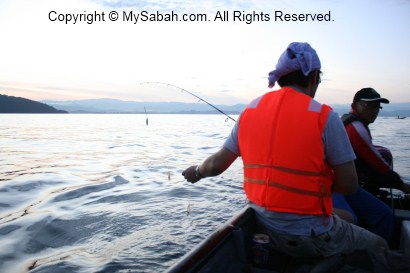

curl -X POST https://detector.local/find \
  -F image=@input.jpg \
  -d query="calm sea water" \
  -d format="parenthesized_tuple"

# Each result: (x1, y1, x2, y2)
(0, 114, 409, 273)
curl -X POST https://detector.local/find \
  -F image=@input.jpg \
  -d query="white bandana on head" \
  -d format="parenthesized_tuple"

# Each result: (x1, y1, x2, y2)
(268, 42, 321, 88)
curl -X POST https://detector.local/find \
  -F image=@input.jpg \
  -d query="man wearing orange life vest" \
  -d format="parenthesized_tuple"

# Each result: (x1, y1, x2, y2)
(182, 42, 391, 272)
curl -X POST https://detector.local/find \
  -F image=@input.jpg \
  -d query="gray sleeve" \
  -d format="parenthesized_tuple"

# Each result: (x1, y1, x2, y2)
(223, 116, 241, 156)
(323, 110, 356, 166)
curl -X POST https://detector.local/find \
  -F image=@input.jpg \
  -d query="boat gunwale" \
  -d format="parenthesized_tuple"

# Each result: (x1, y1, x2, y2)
(164, 206, 254, 273)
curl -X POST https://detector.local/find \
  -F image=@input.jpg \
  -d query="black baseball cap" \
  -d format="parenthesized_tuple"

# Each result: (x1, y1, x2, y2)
(353, 88, 390, 104)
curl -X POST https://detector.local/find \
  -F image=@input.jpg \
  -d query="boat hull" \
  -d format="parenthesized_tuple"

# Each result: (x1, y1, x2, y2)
(166, 206, 410, 273)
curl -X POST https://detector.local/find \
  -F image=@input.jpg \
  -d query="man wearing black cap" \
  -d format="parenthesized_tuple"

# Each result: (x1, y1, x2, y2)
(341, 87, 410, 194)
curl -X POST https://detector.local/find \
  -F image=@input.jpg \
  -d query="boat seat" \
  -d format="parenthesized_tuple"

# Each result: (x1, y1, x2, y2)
(400, 220, 410, 256)
(395, 209, 410, 221)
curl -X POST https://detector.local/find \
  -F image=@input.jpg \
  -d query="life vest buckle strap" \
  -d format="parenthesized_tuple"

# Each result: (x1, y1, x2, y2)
(244, 177, 331, 197)
(244, 164, 328, 177)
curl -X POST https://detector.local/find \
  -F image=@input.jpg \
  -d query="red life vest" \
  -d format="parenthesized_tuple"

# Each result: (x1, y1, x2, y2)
(238, 87, 333, 215)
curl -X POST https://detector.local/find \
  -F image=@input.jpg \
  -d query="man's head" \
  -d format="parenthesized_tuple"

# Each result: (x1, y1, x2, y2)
(351, 88, 389, 124)
(268, 42, 321, 97)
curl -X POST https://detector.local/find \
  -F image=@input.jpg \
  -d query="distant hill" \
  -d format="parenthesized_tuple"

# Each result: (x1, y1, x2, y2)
(42, 98, 410, 117)
(1, 95, 406, 116)
(42, 98, 246, 114)
(0, 94, 67, 113)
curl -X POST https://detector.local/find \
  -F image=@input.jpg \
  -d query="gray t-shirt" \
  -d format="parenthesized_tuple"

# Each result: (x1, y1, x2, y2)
(223, 99, 356, 236)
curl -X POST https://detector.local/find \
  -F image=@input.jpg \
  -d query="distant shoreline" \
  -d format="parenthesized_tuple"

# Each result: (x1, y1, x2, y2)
(0, 112, 406, 118)
(2, 94, 410, 117)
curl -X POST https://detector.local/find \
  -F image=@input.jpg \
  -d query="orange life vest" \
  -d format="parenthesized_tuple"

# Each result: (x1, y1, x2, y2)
(238, 87, 333, 215)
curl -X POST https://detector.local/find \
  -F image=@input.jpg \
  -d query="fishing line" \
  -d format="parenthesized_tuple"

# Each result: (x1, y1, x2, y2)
(140, 82, 236, 122)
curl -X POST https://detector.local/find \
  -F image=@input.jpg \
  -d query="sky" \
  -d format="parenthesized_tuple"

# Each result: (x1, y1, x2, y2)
(0, 0, 409, 105)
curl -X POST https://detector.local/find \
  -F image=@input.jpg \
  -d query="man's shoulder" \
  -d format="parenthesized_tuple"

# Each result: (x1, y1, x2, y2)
(324, 110, 343, 127)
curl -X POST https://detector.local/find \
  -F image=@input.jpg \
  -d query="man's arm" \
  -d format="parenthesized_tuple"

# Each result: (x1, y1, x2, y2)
(346, 122, 391, 173)
(332, 161, 358, 194)
(182, 147, 238, 183)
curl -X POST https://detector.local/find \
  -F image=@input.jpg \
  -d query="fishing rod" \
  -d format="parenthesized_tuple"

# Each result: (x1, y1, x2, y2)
(140, 82, 236, 122)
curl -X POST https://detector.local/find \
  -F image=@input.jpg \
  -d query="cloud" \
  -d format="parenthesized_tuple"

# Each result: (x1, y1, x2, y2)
(1, 0, 410, 104)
